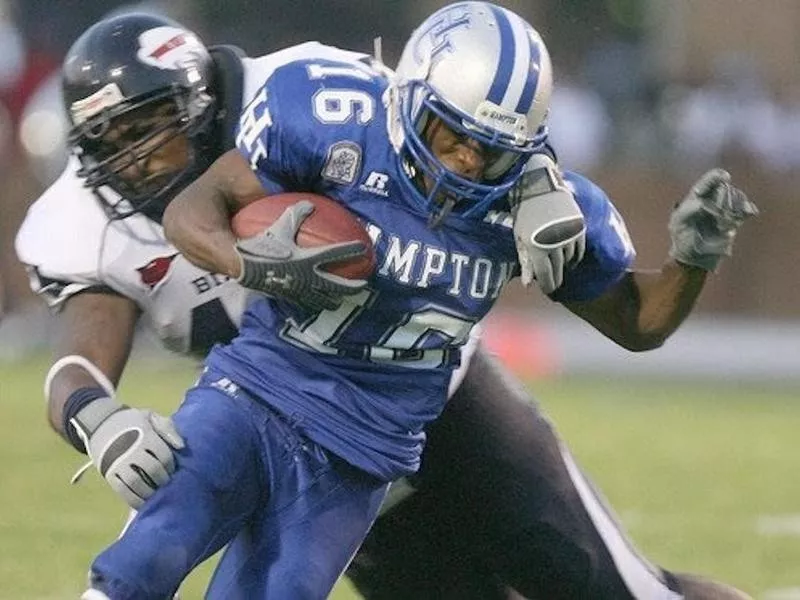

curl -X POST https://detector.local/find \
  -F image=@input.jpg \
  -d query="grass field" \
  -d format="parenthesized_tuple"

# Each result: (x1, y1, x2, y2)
(2, 356, 799, 599)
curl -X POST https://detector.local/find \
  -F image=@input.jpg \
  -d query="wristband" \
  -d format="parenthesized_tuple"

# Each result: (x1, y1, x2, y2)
(62, 387, 108, 453)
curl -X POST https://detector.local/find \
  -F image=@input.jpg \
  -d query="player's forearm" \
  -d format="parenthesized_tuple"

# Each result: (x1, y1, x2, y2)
(47, 294, 137, 444)
(564, 262, 707, 352)
(625, 260, 707, 348)
(47, 365, 106, 437)
(163, 189, 242, 278)
(164, 150, 265, 278)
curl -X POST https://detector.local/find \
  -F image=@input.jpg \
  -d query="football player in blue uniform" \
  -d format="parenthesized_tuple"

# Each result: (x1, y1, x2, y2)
(28, 6, 756, 600)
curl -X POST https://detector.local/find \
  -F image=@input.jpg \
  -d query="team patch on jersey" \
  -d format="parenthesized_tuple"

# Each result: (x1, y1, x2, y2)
(137, 254, 178, 290)
(321, 141, 362, 184)
(136, 26, 206, 71)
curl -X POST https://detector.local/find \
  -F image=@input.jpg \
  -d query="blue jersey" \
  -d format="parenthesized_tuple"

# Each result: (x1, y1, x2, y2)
(207, 58, 634, 480)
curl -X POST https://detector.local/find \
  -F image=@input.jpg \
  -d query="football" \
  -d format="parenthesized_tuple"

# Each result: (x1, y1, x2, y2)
(231, 192, 376, 280)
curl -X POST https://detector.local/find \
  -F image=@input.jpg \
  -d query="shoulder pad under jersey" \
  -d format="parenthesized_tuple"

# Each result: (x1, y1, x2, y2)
(16, 157, 113, 305)
(241, 42, 370, 106)
(15, 157, 163, 308)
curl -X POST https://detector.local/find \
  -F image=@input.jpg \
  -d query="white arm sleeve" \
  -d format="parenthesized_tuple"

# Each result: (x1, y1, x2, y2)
(15, 158, 114, 310)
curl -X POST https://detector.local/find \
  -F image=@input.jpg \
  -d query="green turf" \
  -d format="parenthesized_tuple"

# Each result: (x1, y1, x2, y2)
(1, 356, 798, 598)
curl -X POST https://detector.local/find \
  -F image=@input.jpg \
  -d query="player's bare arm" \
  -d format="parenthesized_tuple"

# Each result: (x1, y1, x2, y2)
(162, 148, 264, 279)
(563, 169, 757, 352)
(563, 263, 706, 351)
(164, 148, 368, 311)
(46, 292, 138, 436)
(42, 288, 185, 509)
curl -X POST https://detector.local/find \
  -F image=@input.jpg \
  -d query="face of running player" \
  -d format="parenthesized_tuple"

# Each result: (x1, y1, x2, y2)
(101, 100, 191, 190)
(424, 116, 488, 188)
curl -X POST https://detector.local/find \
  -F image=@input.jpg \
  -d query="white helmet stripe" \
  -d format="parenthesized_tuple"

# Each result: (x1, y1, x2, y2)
(486, 5, 541, 115)
(501, 7, 535, 113)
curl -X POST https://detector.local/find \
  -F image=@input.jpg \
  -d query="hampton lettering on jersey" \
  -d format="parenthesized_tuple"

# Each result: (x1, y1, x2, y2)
(365, 222, 517, 300)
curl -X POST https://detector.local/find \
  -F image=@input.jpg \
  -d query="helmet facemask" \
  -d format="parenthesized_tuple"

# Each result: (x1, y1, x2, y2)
(398, 78, 546, 226)
(61, 14, 217, 222)
(69, 84, 214, 222)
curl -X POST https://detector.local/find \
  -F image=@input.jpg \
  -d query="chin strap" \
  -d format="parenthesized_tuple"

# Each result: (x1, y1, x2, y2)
(427, 196, 457, 228)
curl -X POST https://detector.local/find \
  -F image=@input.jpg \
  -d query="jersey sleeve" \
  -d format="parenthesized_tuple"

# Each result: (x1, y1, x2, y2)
(15, 158, 118, 310)
(549, 171, 636, 303)
(22, 265, 115, 311)
(234, 58, 378, 194)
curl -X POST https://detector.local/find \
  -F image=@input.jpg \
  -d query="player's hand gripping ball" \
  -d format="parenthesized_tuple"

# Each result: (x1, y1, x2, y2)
(233, 193, 375, 312)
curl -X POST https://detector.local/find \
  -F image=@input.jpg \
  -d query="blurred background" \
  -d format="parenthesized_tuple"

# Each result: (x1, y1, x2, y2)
(1, 0, 798, 380)
(0, 0, 799, 598)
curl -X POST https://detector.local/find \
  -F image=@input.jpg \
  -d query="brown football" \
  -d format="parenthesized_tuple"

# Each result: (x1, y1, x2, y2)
(231, 192, 375, 279)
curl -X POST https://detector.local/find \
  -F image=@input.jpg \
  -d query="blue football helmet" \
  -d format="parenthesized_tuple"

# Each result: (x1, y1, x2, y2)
(394, 2, 552, 224)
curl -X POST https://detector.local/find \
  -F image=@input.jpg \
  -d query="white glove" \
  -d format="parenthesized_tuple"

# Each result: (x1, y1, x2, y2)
(70, 396, 184, 509)
(512, 155, 586, 293)
(668, 169, 758, 271)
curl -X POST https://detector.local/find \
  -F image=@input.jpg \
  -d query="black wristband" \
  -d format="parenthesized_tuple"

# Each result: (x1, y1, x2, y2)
(62, 387, 108, 454)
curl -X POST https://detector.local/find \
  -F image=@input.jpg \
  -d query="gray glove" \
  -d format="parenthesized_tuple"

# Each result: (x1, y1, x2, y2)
(669, 169, 758, 271)
(236, 200, 368, 312)
(70, 396, 184, 509)
(512, 156, 586, 293)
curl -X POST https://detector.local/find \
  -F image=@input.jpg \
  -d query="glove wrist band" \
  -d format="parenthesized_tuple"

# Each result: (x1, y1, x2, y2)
(236, 254, 264, 289)
(669, 249, 721, 272)
(62, 387, 113, 453)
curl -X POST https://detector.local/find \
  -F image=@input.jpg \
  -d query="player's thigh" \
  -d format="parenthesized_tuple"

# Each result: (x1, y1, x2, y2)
(90, 379, 267, 597)
(363, 344, 677, 599)
(208, 441, 388, 600)
(348, 487, 512, 600)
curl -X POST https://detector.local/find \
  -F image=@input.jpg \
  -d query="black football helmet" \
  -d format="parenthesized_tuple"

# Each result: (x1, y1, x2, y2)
(62, 13, 216, 221)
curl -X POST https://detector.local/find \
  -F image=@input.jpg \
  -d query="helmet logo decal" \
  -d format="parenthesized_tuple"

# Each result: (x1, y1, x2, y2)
(413, 8, 471, 64)
(137, 26, 206, 71)
(70, 82, 125, 125)
(474, 100, 527, 138)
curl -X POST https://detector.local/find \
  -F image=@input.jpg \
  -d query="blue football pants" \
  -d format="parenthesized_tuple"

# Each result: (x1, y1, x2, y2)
(88, 369, 389, 599)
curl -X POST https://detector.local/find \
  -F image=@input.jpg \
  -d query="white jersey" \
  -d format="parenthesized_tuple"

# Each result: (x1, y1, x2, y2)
(15, 40, 477, 383)
(16, 154, 252, 355)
